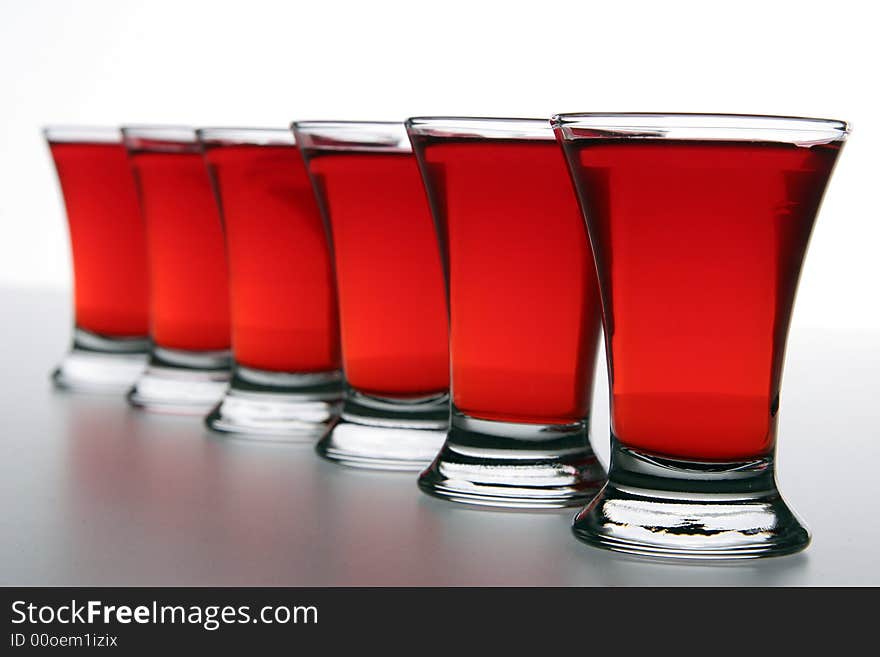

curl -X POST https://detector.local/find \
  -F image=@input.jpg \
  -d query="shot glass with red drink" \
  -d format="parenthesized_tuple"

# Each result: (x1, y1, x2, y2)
(198, 127, 342, 438)
(555, 112, 848, 558)
(293, 121, 450, 470)
(46, 125, 150, 392)
(407, 117, 606, 508)
(123, 126, 232, 414)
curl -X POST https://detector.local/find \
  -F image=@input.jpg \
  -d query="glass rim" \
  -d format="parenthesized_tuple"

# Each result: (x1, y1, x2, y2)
(121, 125, 199, 153)
(551, 113, 850, 145)
(196, 127, 295, 147)
(292, 120, 410, 153)
(405, 116, 553, 140)
(43, 125, 123, 144)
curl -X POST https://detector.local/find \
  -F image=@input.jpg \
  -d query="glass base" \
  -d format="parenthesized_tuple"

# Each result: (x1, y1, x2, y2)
(205, 365, 342, 439)
(127, 346, 231, 415)
(52, 328, 149, 393)
(571, 439, 810, 560)
(315, 388, 449, 471)
(417, 409, 606, 509)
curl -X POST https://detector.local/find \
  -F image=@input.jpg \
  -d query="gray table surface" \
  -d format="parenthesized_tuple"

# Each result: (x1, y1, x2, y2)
(1, 286, 878, 586)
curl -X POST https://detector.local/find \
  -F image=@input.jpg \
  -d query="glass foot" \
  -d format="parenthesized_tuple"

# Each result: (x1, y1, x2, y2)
(52, 349, 148, 393)
(127, 346, 231, 415)
(52, 329, 149, 393)
(417, 410, 606, 509)
(571, 439, 810, 559)
(315, 388, 449, 470)
(205, 365, 342, 439)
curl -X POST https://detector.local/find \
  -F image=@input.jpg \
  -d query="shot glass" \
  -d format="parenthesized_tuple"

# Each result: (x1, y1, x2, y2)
(46, 126, 150, 391)
(123, 126, 231, 414)
(554, 113, 848, 558)
(293, 121, 449, 470)
(407, 117, 606, 508)
(198, 127, 342, 437)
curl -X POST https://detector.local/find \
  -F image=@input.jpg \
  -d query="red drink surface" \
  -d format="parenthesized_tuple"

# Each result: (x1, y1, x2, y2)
(412, 138, 602, 425)
(303, 151, 449, 397)
(204, 144, 340, 372)
(49, 142, 149, 337)
(129, 150, 230, 351)
(561, 139, 841, 461)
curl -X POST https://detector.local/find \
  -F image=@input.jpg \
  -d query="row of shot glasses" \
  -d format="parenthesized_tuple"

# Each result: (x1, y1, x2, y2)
(46, 114, 848, 559)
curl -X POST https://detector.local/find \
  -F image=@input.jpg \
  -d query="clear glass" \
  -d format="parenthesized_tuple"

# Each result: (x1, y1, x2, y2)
(198, 127, 342, 438)
(45, 125, 150, 392)
(407, 117, 606, 508)
(293, 121, 449, 469)
(554, 112, 849, 557)
(122, 125, 231, 414)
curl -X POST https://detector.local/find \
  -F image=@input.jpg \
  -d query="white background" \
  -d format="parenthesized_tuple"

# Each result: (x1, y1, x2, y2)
(0, 0, 877, 329)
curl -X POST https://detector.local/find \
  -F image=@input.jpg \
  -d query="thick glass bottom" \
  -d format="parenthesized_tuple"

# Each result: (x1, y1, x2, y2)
(571, 438, 809, 560)
(315, 388, 449, 471)
(205, 365, 342, 440)
(417, 408, 606, 509)
(52, 328, 149, 393)
(127, 346, 231, 415)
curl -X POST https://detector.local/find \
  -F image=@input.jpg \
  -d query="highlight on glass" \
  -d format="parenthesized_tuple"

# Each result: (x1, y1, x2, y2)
(554, 112, 848, 557)
(45, 126, 150, 392)
(198, 127, 342, 438)
(407, 117, 606, 508)
(292, 121, 449, 470)
(123, 126, 231, 414)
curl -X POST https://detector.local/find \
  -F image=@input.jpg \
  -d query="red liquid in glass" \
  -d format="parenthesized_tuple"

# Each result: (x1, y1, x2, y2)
(129, 150, 230, 352)
(303, 151, 449, 397)
(412, 138, 602, 425)
(49, 142, 149, 337)
(561, 139, 841, 461)
(204, 144, 340, 372)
